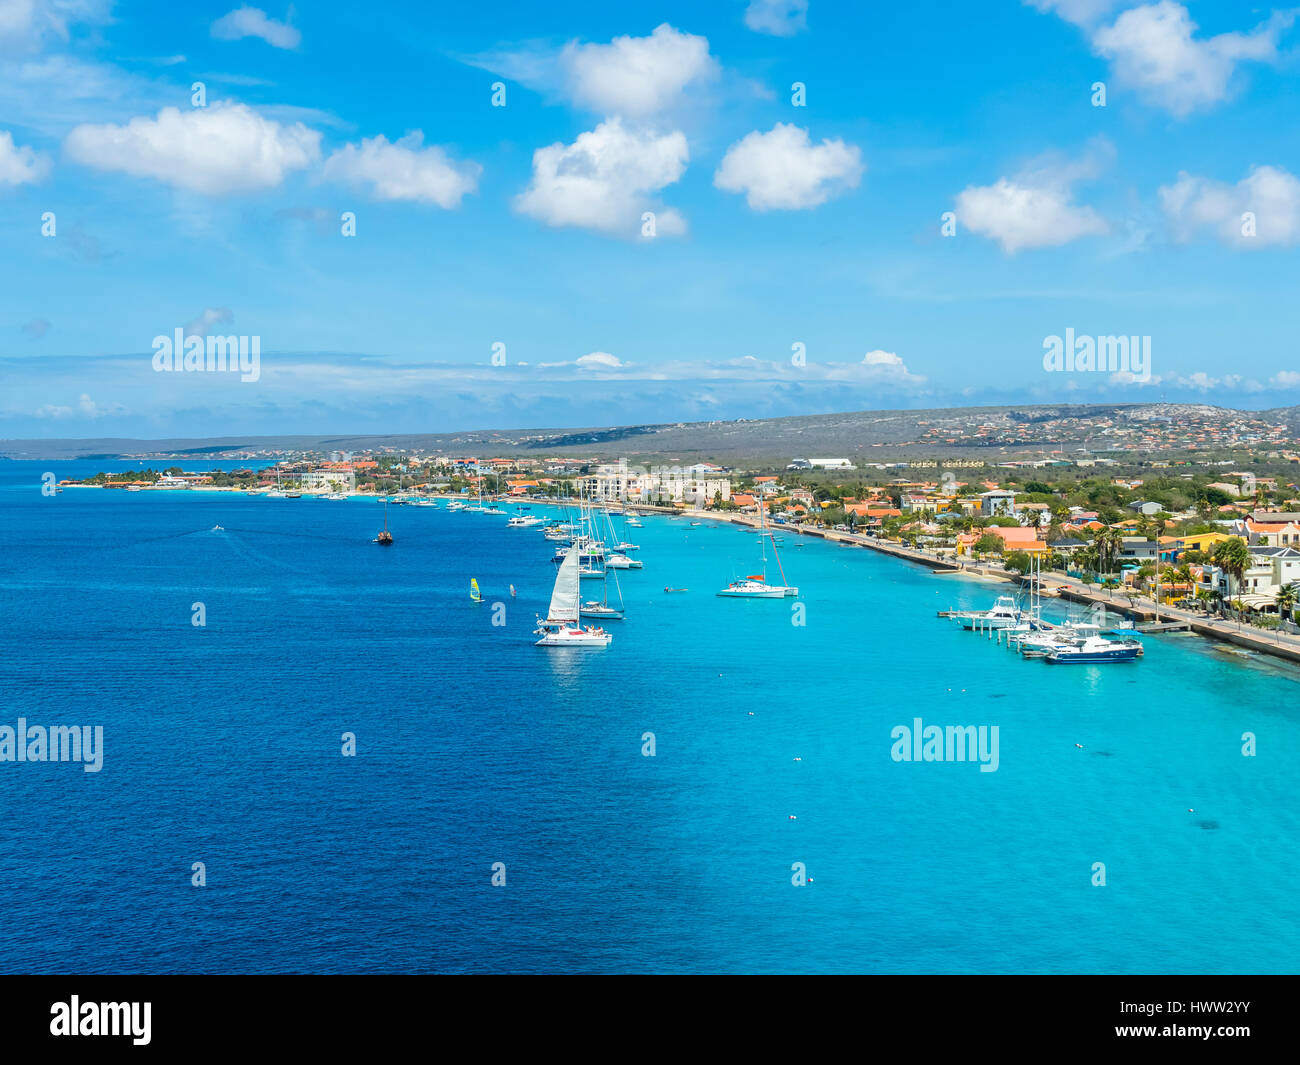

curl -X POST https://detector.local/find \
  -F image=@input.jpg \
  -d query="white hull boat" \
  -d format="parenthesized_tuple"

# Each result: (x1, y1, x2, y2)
(536, 549, 611, 648)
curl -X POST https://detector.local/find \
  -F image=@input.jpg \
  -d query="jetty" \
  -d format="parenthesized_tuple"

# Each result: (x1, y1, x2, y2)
(678, 506, 1300, 670)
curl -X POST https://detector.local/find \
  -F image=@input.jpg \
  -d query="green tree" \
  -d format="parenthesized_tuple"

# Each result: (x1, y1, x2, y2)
(1005, 550, 1032, 574)
(1211, 537, 1251, 604)
(1275, 581, 1299, 623)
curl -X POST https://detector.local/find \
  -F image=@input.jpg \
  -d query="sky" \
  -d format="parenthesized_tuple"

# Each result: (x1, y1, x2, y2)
(2, 0, 1300, 439)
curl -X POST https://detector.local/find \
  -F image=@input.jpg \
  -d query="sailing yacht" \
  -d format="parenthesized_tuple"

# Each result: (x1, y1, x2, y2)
(580, 598, 624, 620)
(535, 549, 612, 647)
(718, 503, 796, 597)
(375, 498, 393, 544)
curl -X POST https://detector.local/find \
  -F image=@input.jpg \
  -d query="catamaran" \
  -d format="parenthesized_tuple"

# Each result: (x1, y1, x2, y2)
(718, 503, 797, 597)
(535, 549, 612, 647)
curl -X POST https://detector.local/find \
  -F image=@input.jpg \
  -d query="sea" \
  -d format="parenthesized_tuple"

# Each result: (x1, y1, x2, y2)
(1, 459, 1298, 974)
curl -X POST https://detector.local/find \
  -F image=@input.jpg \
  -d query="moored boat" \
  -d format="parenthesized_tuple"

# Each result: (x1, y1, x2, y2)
(536, 549, 612, 647)
(1044, 634, 1142, 663)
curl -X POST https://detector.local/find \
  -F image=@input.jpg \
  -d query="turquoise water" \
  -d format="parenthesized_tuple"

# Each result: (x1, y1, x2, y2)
(1, 460, 1298, 973)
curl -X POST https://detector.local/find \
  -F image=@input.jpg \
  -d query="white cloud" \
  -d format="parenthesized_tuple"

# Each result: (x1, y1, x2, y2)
(1091, 2, 1293, 116)
(323, 132, 480, 207)
(744, 0, 809, 37)
(0, 128, 51, 184)
(1271, 370, 1300, 388)
(515, 118, 688, 238)
(576, 351, 624, 370)
(713, 123, 862, 211)
(0, 0, 111, 54)
(471, 23, 718, 117)
(860, 349, 926, 385)
(184, 307, 235, 338)
(563, 23, 718, 116)
(64, 102, 321, 195)
(33, 391, 116, 419)
(1160, 165, 1300, 247)
(211, 6, 301, 50)
(1023, 0, 1120, 28)
(954, 142, 1111, 253)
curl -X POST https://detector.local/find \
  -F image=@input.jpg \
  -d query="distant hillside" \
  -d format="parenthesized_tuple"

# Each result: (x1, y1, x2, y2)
(2, 402, 1296, 464)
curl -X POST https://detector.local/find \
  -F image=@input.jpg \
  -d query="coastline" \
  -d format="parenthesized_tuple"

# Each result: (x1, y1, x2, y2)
(78, 485, 1300, 670)
(678, 506, 1300, 670)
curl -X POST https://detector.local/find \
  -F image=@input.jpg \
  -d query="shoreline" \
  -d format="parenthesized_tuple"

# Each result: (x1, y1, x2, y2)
(75, 486, 1300, 669)
(679, 507, 1300, 670)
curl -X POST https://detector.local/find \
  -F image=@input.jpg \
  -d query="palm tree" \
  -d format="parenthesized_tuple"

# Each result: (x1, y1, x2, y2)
(1077, 545, 1100, 576)
(1194, 587, 1214, 615)
(1275, 581, 1299, 624)
(1094, 527, 1121, 575)
(1211, 536, 1251, 606)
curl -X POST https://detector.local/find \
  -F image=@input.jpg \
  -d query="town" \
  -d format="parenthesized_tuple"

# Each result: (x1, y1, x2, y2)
(70, 445, 1300, 633)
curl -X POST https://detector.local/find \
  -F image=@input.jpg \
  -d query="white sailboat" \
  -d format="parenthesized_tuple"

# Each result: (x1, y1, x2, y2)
(718, 501, 797, 597)
(535, 548, 612, 647)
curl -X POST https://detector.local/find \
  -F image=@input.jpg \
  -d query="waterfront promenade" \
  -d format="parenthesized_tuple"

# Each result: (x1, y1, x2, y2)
(684, 507, 1300, 669)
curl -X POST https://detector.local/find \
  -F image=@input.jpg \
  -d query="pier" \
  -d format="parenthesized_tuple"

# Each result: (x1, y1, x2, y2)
(682, 507, 1300, 670)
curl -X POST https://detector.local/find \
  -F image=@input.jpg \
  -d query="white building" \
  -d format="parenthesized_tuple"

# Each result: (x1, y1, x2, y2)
(302, 469, 356, 492)
(579, 462, 730, 505)
(641, 467, 730, 504)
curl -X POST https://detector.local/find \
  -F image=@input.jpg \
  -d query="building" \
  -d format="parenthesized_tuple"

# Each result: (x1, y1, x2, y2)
(1241, 519, 1300, 548)
(1117, 537, 1157, 564)
(979, 490, 1017, 517)
(616, 466, 731, 505)
(1127, 500, 1163, 515)
(302, 469, 356, 492)
(1199, 547, 1300, 608)
(808, 458, 856, 470)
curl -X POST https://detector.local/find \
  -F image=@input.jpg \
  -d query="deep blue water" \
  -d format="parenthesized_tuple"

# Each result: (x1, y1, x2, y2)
(1, 459, 1298, 974)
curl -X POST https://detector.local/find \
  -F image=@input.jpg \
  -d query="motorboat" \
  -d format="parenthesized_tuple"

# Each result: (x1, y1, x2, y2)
(1044, 634, 1142, 663)
(957, 596, 1023, 630)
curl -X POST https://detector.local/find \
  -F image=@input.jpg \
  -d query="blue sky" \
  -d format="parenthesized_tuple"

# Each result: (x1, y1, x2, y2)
(2, 0, 1300, 438)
